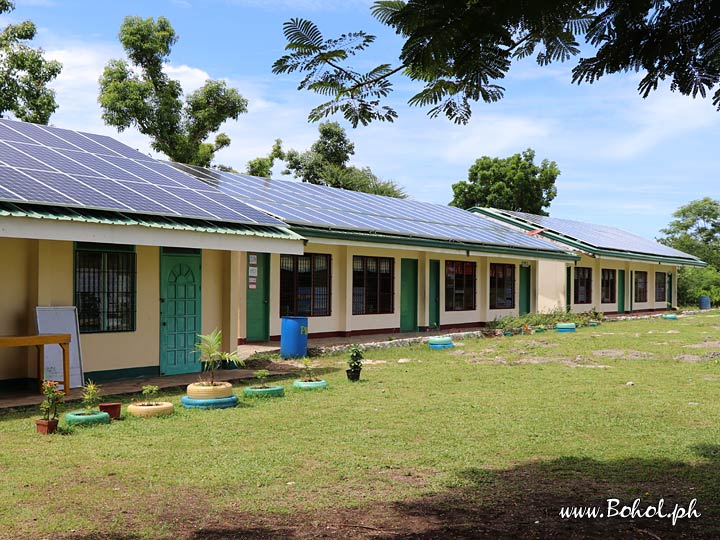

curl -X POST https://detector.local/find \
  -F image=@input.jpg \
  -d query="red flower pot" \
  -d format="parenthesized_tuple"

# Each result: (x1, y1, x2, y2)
(35, 418, 58, 434)
(99, 402, 122, 419)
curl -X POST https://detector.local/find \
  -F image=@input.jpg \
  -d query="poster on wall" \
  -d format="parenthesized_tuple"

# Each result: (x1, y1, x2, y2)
(249, 254, 257, 265)
(248, 266, 258, 277)
(35, 306, 84, 389)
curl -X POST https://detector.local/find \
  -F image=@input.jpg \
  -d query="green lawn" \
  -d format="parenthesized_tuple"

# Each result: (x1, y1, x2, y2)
(1, 312, 720, 539)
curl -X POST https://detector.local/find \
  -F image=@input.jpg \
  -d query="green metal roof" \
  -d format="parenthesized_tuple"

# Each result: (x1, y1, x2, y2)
(0, 202, 305, 241)
(293, 226, 580, 261)
(471, 208, 706, 267)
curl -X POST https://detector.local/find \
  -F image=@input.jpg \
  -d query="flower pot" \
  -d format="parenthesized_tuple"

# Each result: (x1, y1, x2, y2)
(293, 380, 328, 390)
(127, 402, 174, 418)
(186, 381, 233, 399)
(64, 410, 111, 427)
(99, 402, 122, 419)
(35, 418, 58, 434)
(243, 386, 285, 398)
(346, 368, 361, 382)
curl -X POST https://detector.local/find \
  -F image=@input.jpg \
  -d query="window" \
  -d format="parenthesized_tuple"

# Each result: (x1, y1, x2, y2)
(635, 271, 648, 303)
(655, 272, 667, 302)
(352, 256, 394, 315)
(445, 261, 476, 311)
(574, 267, 592, 304)
(601, 269, 616, 304)
(280, 254, 331, 317)
(489, 263, 515, 309)
(74, 243, 136, 333)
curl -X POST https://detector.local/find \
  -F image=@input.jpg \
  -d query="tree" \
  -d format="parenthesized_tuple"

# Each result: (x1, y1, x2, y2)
(282, 121, 405, 197)
(0, 0, 62, 124)
(99, 16, 248, 167)
(246, 139, 285, 178)
(659, 198, 720, 306)
(450, 149, 558, 214)
(273, 1, 720, 127)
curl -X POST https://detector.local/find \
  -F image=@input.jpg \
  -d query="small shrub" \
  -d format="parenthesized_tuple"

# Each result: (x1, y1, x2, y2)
(141, 385, 160, 405)
(348, 344, 364, 370)
(196, 328, 245, 385)
(254, 369, 271, 388)
(39, 380, 64, 421)
(300, 357, 318, 382)
(490, 308, 603, 331)
(81, 380, 101, 413)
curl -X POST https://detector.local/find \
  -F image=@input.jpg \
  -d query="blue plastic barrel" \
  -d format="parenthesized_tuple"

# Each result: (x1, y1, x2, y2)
(280, 316, 309, 358)
(699, 295, 711, 310)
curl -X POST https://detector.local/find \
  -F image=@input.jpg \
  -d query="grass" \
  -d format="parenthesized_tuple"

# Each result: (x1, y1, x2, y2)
(1, 312, 720, 539)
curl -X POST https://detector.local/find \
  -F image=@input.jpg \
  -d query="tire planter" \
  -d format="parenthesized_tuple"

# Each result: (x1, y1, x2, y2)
(35, 419, 58, 434)
(186, 381, 233, 399)
(243, 386, 285, 398)
(662, 313, 678, 320)
(556, 323, 577, 333)
(65, 410, 111, 427)
(293, 380, 328, 390)
(127, 402, 174, 418)
(99, 402, 122, 419)
(181, 395, 238, 409)
(428, 336, 454, 349)
(346, 368, 361, 382)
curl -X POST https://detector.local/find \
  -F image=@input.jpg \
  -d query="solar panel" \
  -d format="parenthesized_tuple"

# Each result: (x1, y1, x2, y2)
(172, 164, 568, 251)
(0, 118, 286, 227)
(503, 210, 698, 259)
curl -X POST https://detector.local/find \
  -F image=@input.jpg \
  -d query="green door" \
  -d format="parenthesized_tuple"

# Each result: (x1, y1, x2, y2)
(246, 253, 270, 342)
(160, 249, 202, 375)
(565, 266, 572, 312)
(618, 270, 625, 314)
(667, 272, 673, 309)
(429, 260, 440, 329)
(519, 265, 531, 315)
(400, 258, 418, 332)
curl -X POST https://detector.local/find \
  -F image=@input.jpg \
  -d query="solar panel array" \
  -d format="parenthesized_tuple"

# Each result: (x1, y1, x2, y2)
(504, 210, 699, 260)
(0, 119, 285, 227)
(171, 163, 569, 252)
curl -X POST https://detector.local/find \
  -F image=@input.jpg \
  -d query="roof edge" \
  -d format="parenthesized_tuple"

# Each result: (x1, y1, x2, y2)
(292, 226, 580, 261)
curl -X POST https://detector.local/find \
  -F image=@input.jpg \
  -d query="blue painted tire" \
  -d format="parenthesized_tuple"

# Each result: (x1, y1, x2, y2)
(663, 313, 678, 320)
(293, 380, 328, 390)
(556, 323, 577, 329)
(428, 336, 453, 345)
(65, 410, 111, 426)
(181, 395, 238, 409)
(243, 386, 285, 398)
(429, 343, 454, 349)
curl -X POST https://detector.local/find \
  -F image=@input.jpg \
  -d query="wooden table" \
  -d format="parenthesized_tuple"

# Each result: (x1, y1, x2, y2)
(0, 334, 71, 393)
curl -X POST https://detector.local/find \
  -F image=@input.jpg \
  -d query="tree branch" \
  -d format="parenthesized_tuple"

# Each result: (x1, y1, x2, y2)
(346, 64, 406, 93)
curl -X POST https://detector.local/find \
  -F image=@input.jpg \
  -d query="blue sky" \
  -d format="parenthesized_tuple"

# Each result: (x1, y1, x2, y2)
(6, 0, 719, 239)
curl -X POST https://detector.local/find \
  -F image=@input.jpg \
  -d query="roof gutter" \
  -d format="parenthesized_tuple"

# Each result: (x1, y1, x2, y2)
(291, 225, 580, 261)
(470, 208, 706, 268)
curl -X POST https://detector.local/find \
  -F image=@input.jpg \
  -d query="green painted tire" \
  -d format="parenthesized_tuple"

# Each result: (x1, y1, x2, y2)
(181, 395, 238, 409)
(64, 410, 111, 427)
(244, 386, 285, 398)
(293, 380, 328, 390)
(556, 323, 577, 329)
(428, 336, 453, 345)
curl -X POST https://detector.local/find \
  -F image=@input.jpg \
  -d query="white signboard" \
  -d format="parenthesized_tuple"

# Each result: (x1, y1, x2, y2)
(35, 306, 84, 389)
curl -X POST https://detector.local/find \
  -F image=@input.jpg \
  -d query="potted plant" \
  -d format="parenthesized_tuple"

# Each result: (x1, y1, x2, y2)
(346, 344, 363, 382)
(99, 399, 122, 419)
(292, 357, 328, 390)
(64, 380, 111, 426)
(127, 385, 174, 418)
(244, 369, 285, 398)
(182, 328, 244, 409)
(36, 380, 64, 434)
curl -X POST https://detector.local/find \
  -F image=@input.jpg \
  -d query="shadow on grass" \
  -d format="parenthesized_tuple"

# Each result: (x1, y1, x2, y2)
(184, 445, 720, 540)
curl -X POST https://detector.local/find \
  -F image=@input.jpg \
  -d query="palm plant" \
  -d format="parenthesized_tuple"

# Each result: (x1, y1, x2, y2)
(195, 328, 245, 385)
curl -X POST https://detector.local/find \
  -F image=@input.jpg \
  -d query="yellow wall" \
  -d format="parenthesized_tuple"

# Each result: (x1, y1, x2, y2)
(0, 238, 33, 379)
(537, 260, 567, 312)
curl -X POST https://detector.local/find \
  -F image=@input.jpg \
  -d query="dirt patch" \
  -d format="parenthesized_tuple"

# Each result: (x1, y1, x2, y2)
(592, 349, 653, 359)
(450, 349, 467, 356)
(523, 339, 559, 348)
(363, 359, 388, 365)
(703, 375, 720, 380)
(675, 354, 705, 362)
(684, 340, 720, 349)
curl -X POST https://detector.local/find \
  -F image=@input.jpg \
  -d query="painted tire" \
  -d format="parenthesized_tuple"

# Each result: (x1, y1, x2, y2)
(181, 395, 238, 409)
(243, 386, 285, 398)
(186, 382, 233, 399)
(293, 380, 328, 390)
(64, 410, 111, 427)
(663, 314, 678, 320)
(428, 336, 453, 345)
(127, 402, 174, 418)
(429, 343, 454, 349)
(556, 323, 577, 329)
